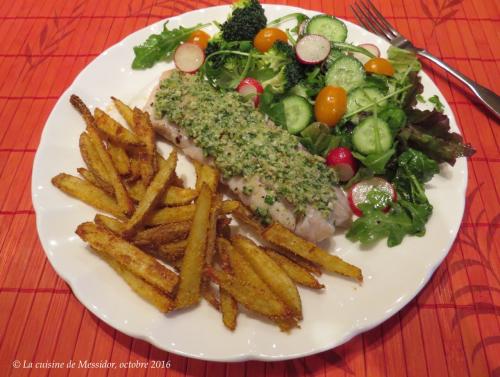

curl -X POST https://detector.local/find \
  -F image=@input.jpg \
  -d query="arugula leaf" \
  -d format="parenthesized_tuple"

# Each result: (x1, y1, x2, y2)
(399, 109, 476, 165)
(352, 147, 396, 174)
(428, 95, 444, 112)
(299, 122, 340, 156)
(387, 46, 421, 77)
(346, 203, 414, 247)
(345, 167, 374, 189)
(132, 22, 208, 69)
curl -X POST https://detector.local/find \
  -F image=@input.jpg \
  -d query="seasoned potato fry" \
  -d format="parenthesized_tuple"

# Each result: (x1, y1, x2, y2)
(77, 167, 113, 195)
(87, 125, 135, 216)
(266, 249, 324, 289)
(216, 238, 238, 330)
(52, 174, 124, 219)
(107, 143, 130, 176)
(94, 214, 126, 235)
(156, 240, 188, 262)
(94, 108, 144, 147)
(175, 184, 212, 309)
(111, 96, 134, 128)
(195, 164, 219, 192)
(205, 197, 221, 265)
(134, 221, 191, 247)
(162, 187, 198, 206)
(70, 96, 134, 216)
(127, 180, 146, 202)
(217, 238, 294, 330)
(128, 157, 143, 182)
(233, 235, 302, 319)
(232, 204, 266, 234)
(263, 224, 363, 281)
(123, 150, 177, 236)
(76, 222, 179, 295)
(133, 108, 157, 185)
(202, 284, 220, 311)
(148, 199, 238, 227)
(205, 268, 290, 319)
(79, 132, 110, 187)
(94, 248, 174, 312)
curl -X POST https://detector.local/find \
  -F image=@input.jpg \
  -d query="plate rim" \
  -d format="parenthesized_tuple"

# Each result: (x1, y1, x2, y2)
(31, 4, 468, 362)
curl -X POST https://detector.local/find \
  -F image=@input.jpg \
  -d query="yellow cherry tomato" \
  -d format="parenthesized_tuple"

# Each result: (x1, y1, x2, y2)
(187, 30, 211, 50)
(364, 57, 395, 76)
(314, 86, 347, 127)
(253, 28, 288, 53)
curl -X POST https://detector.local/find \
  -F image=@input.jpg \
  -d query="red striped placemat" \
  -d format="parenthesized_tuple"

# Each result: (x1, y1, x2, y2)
(0, 0, 498, 376)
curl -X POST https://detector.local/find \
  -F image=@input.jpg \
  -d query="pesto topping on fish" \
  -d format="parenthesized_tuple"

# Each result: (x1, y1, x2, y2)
(154, 71, 338, 217)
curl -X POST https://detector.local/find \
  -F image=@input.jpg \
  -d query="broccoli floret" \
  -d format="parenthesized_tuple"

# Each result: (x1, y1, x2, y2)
(257, 41, 304, 93)
(221, 0, 267, 42)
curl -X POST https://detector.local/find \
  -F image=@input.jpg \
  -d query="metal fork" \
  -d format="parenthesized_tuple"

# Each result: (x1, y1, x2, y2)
(351, 0, 500, 118)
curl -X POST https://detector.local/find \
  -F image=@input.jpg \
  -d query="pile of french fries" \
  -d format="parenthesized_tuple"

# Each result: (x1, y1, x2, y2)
(52, 95, 362, 332)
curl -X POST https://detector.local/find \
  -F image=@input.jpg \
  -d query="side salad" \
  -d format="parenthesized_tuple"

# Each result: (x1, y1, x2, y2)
(131, 0, 475, 247)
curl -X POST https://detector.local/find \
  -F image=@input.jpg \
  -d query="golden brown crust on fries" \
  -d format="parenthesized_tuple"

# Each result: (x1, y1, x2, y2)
(111, 96, 134, 128)
(76, 222, 179, 295)
(94, 108, 144, 148)
(52, 173, 124, 219)
(132, 108, 157, 186)
(134, 221, 191, 247)
(107, 143, 130, 176)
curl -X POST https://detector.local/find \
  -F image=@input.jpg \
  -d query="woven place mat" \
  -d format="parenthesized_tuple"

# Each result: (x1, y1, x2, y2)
(0, 0, 498, 376)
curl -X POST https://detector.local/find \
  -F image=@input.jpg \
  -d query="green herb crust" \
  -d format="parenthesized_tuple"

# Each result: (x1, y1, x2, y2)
(154, 71, 338, 217)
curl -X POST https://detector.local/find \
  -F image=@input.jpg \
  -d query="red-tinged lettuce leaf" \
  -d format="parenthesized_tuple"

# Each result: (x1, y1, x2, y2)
(398, 109, 475, 165)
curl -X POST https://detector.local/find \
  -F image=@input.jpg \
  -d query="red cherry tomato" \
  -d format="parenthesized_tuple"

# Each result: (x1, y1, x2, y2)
(186, 30, 211, 50)
(314, 86, 347, 127)
(364, 57, 395, 76)
(253, 28, 288, 53)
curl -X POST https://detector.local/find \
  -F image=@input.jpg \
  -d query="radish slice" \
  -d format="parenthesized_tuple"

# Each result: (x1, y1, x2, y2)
(236, 77, 264, 107)
(326, 147, 358, 182)
(174, 42, 205, 73)
(295, 34, 331, 65)
(298, 19, 309, 36)
(348, 177, 397, 216)
(352, 43, 380, 64)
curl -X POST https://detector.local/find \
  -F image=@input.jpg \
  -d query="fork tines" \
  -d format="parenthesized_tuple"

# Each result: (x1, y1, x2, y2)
(351, 0, 399, 41)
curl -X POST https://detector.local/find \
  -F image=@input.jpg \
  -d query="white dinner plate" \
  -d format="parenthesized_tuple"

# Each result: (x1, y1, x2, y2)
(32, 4, 467, 362)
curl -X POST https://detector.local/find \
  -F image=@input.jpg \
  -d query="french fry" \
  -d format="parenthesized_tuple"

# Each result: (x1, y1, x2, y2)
(156, 240, 188, 262)
(195, 164, 219, 192)
(266, 249, 324, 289)
(123, 150, 177, 237)
(107, 143, 130, 176)
(162, 186, 198, 206)
(70, 95, 134, 216)
(111, 96, 134, 128)
(94, 108, 144, 148)
(93, 248, 174, 312)
(52, 174, 124, 219)
(127, 180, 146, 202)
(77, 167, 114, 195)
(94, 214, 126, 235)
(132, 108, 156, 185)
(232, 235, 302, 319)
(87, 125, 135, 216)
(232, 204, 266, 234)
(217, 238, 295, 330)
(76, 222, 179, 295)
(128, 157, 143, 182)
(202, 284, 220, 311)
(216, 238, 238, 330)
(134, 221, 191, 247)
(79, 132, 110, 187)
(205, 268, 290, 319)
(205, 197, 221, 265)
(262, 223, 363, 281)
(175, 184, 212, 309)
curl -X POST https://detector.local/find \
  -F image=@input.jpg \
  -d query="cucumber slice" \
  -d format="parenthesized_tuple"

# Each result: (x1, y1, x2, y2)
(347, 86, 387, 114)
(282, 95, 313, 134)
(325, 56, 365, 92)
(352, 116, 392, 155)
(306, 15, 347, 43)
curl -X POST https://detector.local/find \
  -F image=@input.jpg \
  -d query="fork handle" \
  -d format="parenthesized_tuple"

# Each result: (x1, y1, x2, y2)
(418, 49, 500, 118)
